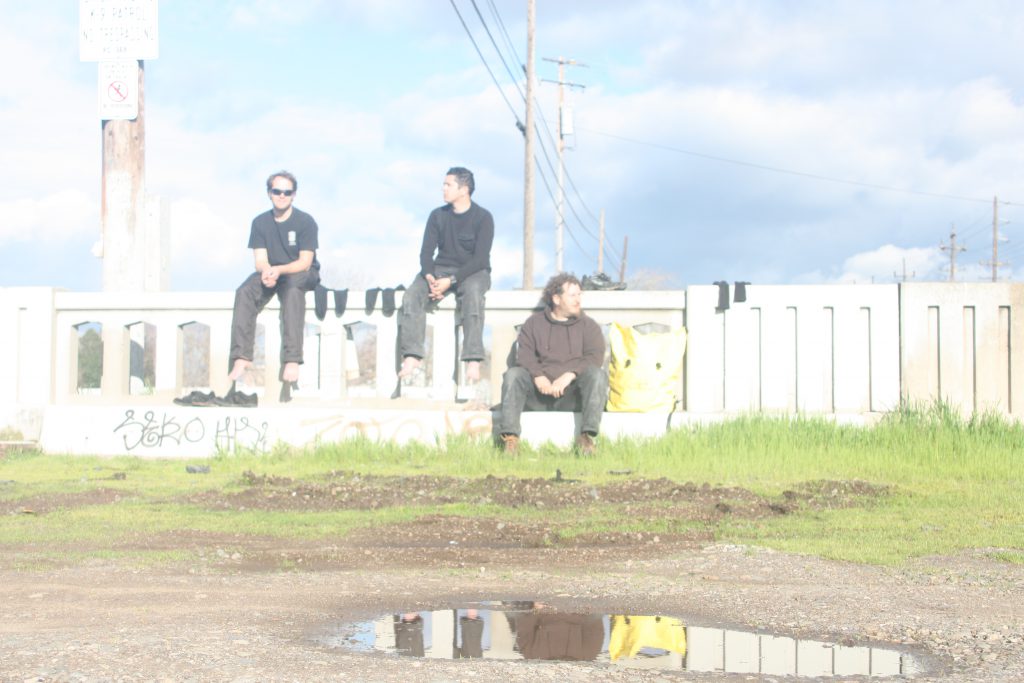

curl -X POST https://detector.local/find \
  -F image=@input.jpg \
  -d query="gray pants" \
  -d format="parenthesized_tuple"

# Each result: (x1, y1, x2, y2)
(398, 269, 490, 361)
(229, 268, 319, 369)
(498, 365, 608, 436)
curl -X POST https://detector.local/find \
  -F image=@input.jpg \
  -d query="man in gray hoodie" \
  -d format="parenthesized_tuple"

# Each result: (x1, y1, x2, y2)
(498, 273, 607, 455)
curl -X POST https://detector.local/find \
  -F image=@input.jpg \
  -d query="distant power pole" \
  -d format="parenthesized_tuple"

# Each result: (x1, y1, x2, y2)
(598, 208, 605, 274)
(894, 258, 915, 283)
(521, 0, 536, 289)
(541, 56, 586, 272)
(939, 223, 966, 282)
(982, 195, 1009, 282)
(619, 235, 629, 283)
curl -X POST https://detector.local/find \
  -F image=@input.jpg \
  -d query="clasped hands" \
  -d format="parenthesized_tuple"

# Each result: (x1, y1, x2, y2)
(534, 372, 576, 398)
(260, 267, 281, 287)
(425, 273, 453, 301)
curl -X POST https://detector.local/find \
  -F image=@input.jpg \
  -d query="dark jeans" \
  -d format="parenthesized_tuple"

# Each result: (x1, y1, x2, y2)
(398, 269, 490, 362)
(229, 267, 319, 369)
(498, 365, 608, 436)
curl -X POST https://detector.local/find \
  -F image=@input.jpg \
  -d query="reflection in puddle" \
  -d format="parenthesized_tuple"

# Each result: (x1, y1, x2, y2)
(326, 601, 923, 676)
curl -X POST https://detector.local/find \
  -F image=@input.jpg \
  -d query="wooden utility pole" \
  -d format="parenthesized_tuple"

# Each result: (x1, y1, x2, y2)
(541, 56, 586, 272)
(522, 0, 536, 289)
(101, 61, 147, 292)
(940, 223, 966, 282)
(598, 208, 605, 274)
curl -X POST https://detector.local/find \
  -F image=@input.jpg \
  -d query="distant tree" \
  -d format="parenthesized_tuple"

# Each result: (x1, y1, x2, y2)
(78, 328, 103, 389)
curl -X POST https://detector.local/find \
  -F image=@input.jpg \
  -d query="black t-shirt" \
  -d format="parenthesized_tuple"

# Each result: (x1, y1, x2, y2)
(247, 208, 319, 269)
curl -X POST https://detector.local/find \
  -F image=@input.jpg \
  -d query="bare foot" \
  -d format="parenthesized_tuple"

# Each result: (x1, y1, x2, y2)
(465, 360, 481, 383)
(398, 356, 422, 378)
(282, 362, 300, 383)
(228, 358, 251, 382)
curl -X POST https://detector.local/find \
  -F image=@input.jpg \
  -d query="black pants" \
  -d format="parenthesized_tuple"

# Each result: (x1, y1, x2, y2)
(229, 268, 319, 369)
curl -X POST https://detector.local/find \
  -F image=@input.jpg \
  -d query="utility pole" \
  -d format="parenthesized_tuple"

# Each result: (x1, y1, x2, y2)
(619, 235, 629, 283)
(982, 195, 1010, 282)
(101, 61, 147, 292)
(541, 56, 586, 272)
(894, 258, 915, 283)
(598, 208, 605, 274)
(939, 223, 966, 282)
(522, 0, 536, 289)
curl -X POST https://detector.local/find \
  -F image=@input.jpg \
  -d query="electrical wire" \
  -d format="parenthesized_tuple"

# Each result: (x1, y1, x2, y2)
(448, 0, 522, 128)
(577, 127, 1016, 206)
(486, 0, 523, 71)
(468, 0, 526, 101)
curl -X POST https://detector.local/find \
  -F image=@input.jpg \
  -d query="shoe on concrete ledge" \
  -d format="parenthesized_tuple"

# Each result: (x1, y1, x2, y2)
(575, 432, 597, 456)
(501, 433, 520, 455)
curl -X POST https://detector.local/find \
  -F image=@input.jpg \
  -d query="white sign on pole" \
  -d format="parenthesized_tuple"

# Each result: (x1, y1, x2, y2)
(80, 0, 159, 62)
(98, 60, 138, 120)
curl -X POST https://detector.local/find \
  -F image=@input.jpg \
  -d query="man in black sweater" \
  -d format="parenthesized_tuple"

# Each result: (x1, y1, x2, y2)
(398, 167, 494, 382)
(498, 273, 608, 455)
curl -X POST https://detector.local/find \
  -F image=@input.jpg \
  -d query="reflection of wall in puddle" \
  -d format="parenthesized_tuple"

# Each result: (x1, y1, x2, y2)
(370, 611, 909, 676)
(686, 626, 906, 676)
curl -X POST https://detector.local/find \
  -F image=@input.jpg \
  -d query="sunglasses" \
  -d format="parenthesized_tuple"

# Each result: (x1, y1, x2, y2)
(270, 188, 294, 197)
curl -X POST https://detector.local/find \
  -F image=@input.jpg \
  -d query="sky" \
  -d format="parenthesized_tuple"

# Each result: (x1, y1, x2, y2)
(3, 0, 1023, 292)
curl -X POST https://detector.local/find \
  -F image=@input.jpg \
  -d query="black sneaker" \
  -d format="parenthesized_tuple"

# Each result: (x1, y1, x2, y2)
(173, 390, 216, 407)
(213, 388, 258, 407)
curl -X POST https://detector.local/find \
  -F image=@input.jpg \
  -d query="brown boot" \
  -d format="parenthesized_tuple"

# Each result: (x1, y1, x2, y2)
(575, 432, 596, 456)
(501, 433, 520, 455)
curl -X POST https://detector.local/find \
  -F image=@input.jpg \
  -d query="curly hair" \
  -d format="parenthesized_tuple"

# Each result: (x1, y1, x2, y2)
(541, 272, 581, 309)
(266, 170, 298, 193)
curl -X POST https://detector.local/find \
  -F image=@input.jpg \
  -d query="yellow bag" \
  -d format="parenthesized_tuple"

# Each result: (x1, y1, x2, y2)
(608, 614, 687, 661)
(606, 323, 686, 412)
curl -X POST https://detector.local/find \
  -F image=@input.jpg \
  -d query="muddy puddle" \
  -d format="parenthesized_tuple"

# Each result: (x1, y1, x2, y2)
(321, 601, 925, 676)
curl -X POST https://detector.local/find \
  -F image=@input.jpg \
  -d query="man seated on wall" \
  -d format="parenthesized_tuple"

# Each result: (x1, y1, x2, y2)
(497, 273, 608, 455)
(397, 166, 494, 383)
(227, 170, 320, 388)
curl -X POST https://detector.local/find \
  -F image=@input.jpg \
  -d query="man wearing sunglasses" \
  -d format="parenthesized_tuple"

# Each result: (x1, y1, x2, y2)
(398, 167, 494, 383)
(228, 170, 320, 388)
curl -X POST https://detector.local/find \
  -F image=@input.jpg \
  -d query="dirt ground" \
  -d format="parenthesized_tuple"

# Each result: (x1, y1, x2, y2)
(1, 472, 1022, 681)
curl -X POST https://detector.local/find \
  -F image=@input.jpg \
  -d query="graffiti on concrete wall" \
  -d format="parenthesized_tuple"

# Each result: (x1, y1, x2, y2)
(113, 410, 268, 453)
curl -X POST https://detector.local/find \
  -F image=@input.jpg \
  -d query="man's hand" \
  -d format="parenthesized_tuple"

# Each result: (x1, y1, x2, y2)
(549, 372, 576, 398)
(533, 375, 555, 396)
(261, 267, 280, 287)
(425, 274, 452, 301)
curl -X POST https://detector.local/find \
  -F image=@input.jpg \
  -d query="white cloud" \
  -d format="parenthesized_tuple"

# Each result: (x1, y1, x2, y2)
(832, 244, 944, 284)
(6, 191, 97, 244)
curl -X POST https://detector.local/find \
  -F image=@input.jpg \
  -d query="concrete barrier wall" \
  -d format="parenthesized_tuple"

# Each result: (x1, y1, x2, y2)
(3, 283, 1023, 442)
(900, 282, 1024, 416)
(686, 284, 900, 415)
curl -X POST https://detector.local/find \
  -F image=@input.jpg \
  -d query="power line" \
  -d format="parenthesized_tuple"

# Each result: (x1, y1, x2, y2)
(534, 156, 597, 265)
(531, 117, 620, 271)
(485, 0, 523, 71)
(448, 0, 522, 128)
(468, 0, 525, 102)
(578, 127, 1018, 205)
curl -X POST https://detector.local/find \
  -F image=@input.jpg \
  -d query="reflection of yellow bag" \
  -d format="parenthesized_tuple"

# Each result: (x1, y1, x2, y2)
(608, 615, 687, 661)
(606, 323, 686, 412)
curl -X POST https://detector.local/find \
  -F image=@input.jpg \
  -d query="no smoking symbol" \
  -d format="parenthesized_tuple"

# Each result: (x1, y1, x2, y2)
(107, 80, 129, 102)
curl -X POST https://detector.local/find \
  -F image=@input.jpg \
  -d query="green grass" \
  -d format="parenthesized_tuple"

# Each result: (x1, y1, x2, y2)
(1, 404, 1021, 567)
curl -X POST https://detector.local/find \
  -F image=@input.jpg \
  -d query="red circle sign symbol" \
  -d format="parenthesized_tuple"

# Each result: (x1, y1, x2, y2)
(107, 81, 129, 102)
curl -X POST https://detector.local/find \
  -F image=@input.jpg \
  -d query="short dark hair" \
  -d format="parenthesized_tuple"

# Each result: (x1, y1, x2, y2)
(266, 170, 298, 193)
(542, 272, 581, 309)
(446, 167, 474, 196)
